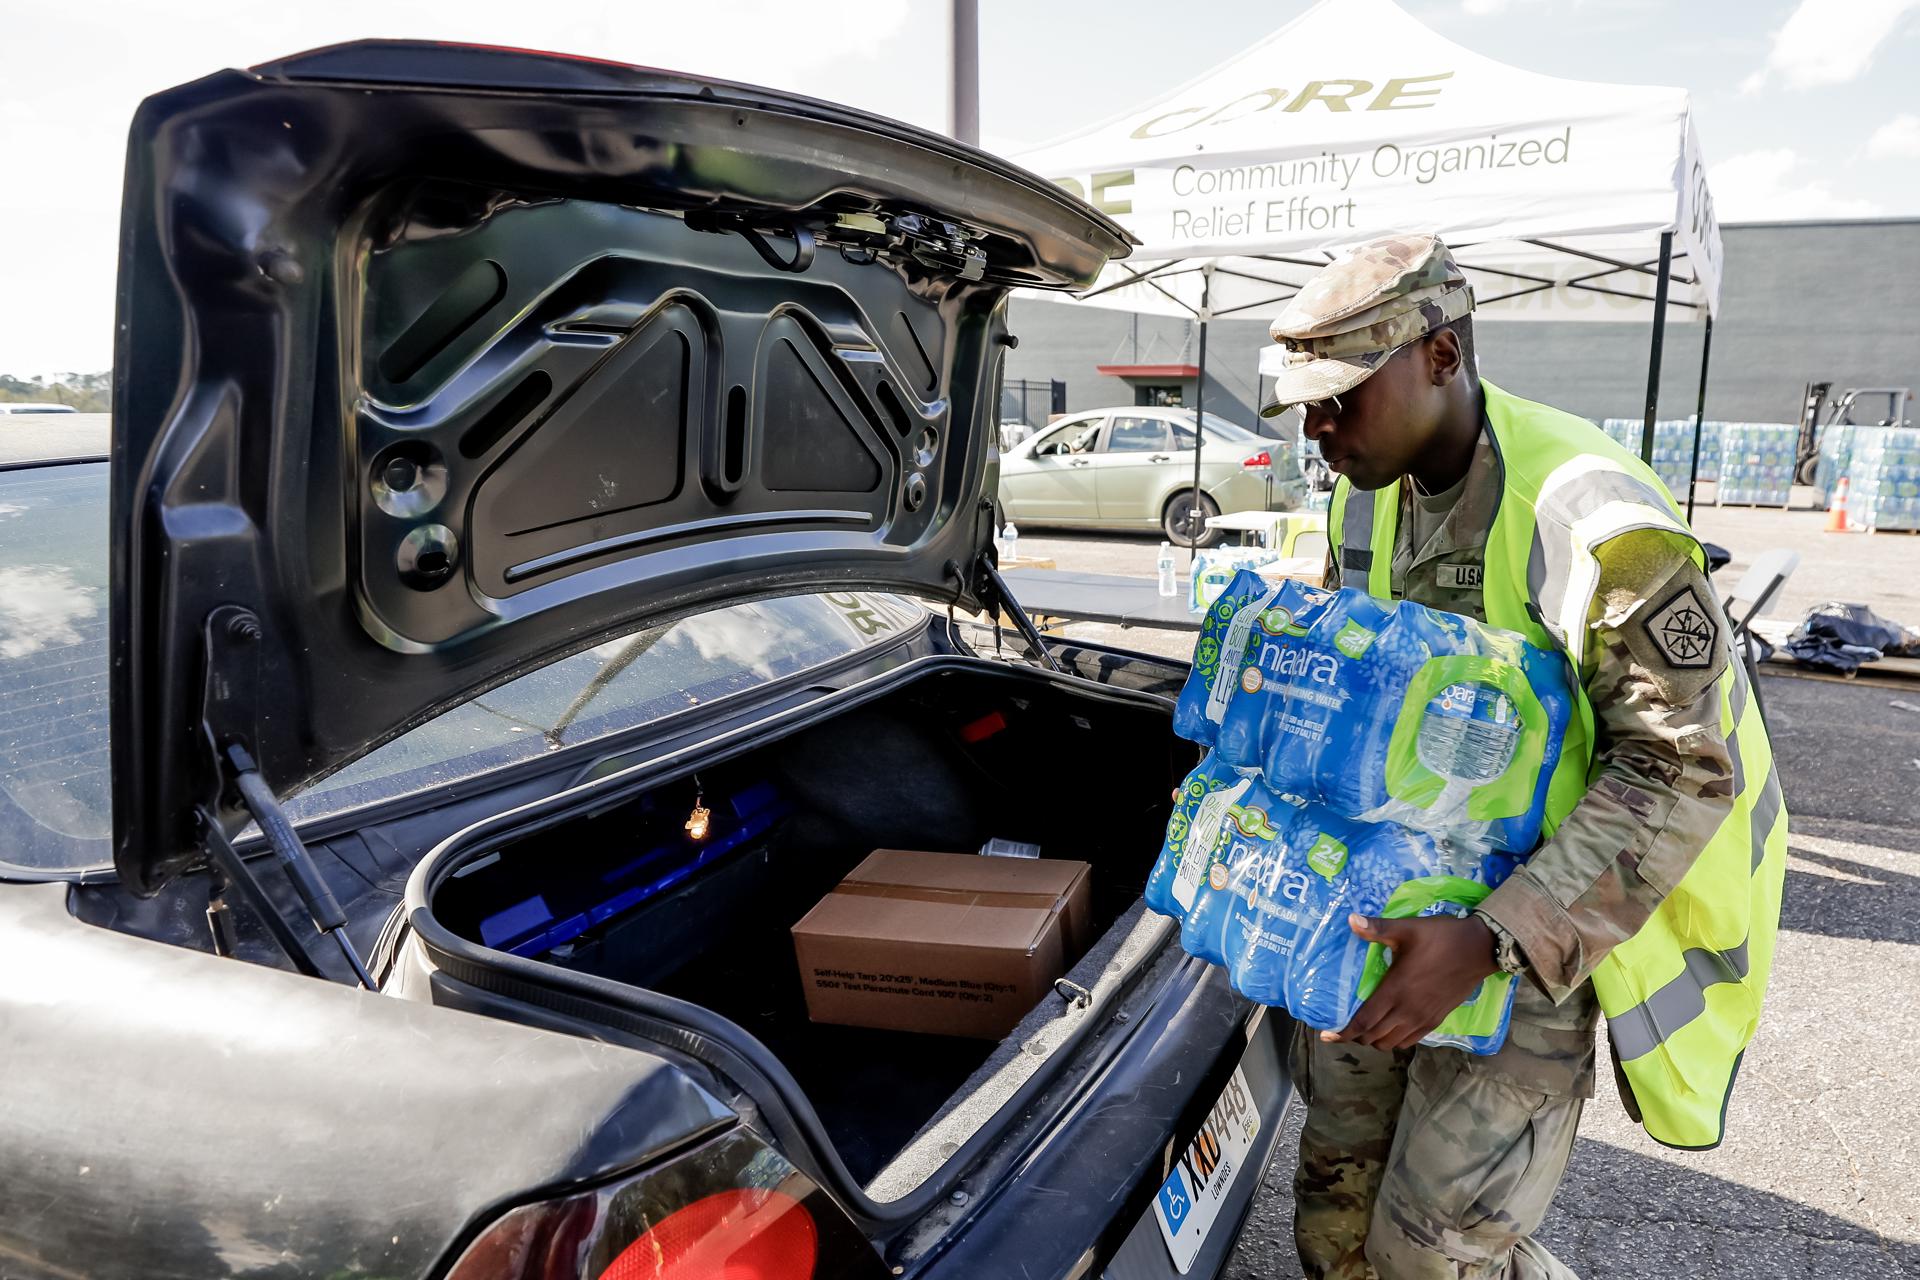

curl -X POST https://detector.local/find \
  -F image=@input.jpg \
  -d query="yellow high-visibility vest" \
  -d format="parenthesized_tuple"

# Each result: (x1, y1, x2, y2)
(1329, 380, 1788, 1150)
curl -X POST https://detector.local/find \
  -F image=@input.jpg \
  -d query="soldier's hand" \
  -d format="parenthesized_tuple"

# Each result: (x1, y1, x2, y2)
(1320, 914, 1499, 1051)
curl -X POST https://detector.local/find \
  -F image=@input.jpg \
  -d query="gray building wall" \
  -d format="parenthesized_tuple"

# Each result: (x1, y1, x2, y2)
(1006, 219, 1920, 428)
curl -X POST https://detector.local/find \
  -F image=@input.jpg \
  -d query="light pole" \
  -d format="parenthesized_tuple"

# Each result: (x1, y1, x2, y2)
(949, 0, 979, 145)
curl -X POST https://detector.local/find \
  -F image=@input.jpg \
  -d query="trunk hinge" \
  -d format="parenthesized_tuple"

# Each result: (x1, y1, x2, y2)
(199, 605, 377, 990)
(977, 555, 1063, 674)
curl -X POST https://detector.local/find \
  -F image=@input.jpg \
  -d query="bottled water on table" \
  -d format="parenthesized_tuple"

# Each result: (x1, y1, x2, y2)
(1157, 541, 1178, 598)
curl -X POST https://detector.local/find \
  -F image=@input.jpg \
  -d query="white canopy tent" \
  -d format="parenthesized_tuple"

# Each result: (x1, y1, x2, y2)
(1012, 0, 1726, 527)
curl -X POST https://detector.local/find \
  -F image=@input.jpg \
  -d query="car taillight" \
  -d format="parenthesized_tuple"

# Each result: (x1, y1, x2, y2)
(443, 1129, 880, 1280)
(1242, 450, 1272, 469)
(601, 1189, 816, 1280)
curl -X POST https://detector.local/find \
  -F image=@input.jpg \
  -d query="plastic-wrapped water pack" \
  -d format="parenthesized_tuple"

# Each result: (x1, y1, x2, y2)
(1153, 582, 1574, 1054)
(1145, 761, 1519, 1053)
(1145, 752, 1261, 921)
(1216, 801, 1517, 1053)
(1172, 568, 1286, 747)
(1206, 583, 1574, 855)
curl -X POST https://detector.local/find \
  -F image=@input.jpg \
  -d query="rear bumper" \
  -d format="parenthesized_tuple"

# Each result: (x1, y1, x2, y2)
(917, 960, 1295, 1280)
(1209, 469, 1302, 515)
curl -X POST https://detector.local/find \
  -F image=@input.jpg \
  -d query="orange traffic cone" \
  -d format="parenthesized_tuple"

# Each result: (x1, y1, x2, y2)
(1825, 477, 1854, 533)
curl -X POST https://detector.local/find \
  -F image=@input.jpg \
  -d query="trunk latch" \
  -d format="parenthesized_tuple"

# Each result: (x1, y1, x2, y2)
(1053, 977, 1092, 1009)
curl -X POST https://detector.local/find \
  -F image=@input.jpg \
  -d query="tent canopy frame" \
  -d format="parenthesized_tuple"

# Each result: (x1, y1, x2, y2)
(1121, 236, 1714, 555)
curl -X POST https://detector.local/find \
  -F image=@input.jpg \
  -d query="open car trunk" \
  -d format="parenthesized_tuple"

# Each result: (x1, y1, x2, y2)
(410, 660, 1194, 1201)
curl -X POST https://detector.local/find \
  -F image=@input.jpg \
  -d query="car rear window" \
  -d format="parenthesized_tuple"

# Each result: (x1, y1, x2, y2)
(0, 462, 925, 876)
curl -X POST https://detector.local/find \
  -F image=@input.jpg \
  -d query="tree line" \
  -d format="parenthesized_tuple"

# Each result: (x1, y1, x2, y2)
(0, 372, 110, 412)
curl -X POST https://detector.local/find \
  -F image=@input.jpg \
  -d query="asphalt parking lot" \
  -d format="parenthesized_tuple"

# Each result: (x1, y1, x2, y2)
(1013, 527, 1920, 1279)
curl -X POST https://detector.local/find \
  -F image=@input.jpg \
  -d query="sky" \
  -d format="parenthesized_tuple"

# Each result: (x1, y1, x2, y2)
(3, 0, 1917, 376)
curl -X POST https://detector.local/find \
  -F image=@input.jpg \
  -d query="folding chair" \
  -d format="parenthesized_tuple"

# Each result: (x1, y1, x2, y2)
(1718, 548, 1800, 725)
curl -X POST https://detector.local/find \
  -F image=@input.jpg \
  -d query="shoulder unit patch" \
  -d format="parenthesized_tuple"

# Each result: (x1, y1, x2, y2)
(1641, 584, 1719, 669)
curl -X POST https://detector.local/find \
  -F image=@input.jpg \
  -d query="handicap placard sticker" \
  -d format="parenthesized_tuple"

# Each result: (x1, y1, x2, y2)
(1152, 1066, 1262, 1273)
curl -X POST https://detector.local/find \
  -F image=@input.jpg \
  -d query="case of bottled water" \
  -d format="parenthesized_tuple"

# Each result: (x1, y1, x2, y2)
(1215, 802, 1516, 1053)
(1204, 582, 1574, 854)
(1155, 580, 1572, 1053)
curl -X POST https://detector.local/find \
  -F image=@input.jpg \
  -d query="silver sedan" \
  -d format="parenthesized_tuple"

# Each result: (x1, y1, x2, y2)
(998, 407, 1303, 546)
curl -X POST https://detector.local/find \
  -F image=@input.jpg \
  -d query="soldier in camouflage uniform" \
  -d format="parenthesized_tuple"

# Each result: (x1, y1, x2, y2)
(1261, 234, 1737, 1279)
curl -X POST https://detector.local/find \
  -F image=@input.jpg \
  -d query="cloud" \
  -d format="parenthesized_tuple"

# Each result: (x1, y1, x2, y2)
(1868, 113, 1920, 159)
(0, 566, 97, 660)
(1709, 149, 1884, 221)
(1742, 0, 1920, 92)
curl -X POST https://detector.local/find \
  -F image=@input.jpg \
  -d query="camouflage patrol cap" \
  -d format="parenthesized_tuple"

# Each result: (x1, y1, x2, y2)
(1259, 233, 1474, 417)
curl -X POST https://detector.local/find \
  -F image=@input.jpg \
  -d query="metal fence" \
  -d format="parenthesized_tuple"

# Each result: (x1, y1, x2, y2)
(999, 378, 1065, 429)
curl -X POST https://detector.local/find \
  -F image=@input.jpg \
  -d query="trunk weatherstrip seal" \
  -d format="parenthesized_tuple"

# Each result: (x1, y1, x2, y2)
(402, 652, 1180, 1231)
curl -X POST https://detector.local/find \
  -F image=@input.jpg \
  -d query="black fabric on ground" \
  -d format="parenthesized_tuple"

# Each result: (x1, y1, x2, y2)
(1784, 601, 1920, 674)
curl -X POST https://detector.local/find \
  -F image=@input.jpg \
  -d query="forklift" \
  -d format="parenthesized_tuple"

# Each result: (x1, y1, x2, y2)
(1795, 382, 1914, 484)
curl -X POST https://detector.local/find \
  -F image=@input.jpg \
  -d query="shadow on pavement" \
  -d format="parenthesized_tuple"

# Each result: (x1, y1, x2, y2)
(1759, 673, 1920, 832)
(1540, 1136, 1915, 1279)
(1225, 1128, 1915, 1279)
(1780, 847, 1920, 947)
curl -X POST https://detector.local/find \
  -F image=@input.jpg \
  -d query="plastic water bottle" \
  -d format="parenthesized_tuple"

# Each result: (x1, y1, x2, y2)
(1157, 541, 1177, 597)
(1001, 522, 1019, 564)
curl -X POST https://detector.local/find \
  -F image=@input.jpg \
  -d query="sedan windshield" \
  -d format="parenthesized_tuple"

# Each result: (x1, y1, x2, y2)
(0, 462, 924, 876)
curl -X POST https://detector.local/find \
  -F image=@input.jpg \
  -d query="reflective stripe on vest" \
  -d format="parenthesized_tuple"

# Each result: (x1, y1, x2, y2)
(1327, 380, 1788, 1150)
(1330, 479, 1394, 598)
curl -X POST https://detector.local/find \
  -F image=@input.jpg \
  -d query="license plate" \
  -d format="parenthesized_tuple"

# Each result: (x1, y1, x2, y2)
(1153, 1065, 1263, 1273)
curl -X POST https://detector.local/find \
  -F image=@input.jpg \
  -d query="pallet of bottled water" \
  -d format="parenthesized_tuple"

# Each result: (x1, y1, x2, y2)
(1814, 424, 1857, 509)
(1716, 423, 1798, 507)
(1155, 570, 1577, 1053)
(1846, 427, 1920, 532)
(1597, 418, 1719, 497)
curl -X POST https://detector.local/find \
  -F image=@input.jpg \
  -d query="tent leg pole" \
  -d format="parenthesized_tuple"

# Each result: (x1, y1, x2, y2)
(1640, 231, 1674, 466)
(1686, 313, 1714, 524)
(1189, 269, 1212, 566)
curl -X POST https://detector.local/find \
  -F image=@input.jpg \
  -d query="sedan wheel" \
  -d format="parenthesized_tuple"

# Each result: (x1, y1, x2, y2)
(1163, 491, 1222, 548)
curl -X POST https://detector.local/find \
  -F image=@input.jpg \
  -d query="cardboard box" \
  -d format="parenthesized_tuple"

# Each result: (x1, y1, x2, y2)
(790, 849, 1094, 1040)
